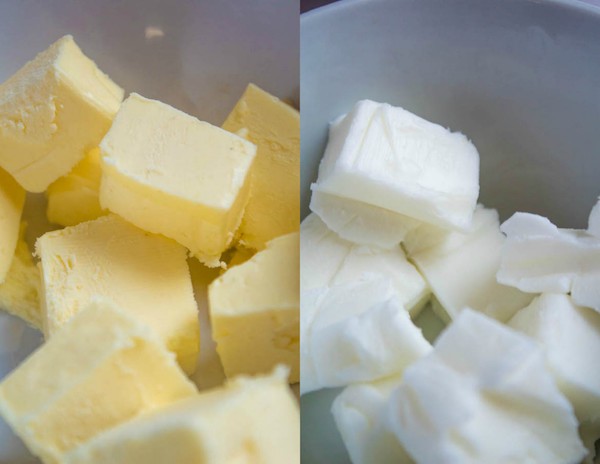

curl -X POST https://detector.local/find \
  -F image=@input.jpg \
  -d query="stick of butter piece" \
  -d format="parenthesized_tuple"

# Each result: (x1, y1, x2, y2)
(65, 367, 299, 464)
(223, 84, 300, 250)
(0, 168, 25, 282)
(99, 93, 257, 267)
(209, 232, 299, 383)
(46, 147, 105, 226)
(0, 35, 123, 192)
(0, 223, 40, 329)
(313, 100, 480, 230)
(0, 299, 197, 464)
(35, 214, 199, 374)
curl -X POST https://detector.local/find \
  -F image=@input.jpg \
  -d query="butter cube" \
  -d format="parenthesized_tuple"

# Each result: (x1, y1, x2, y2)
(100, 93, 257, 267)
(405, 206, 533, 323)
(498, 212, 600, 312)
(36, 214, 199, 374)
(332, 376, 414, 464)
(65, 367, 299, 464)
(209, 232, 299, 382)
(223, 84, 300, 249)
(0, 224, 40, 329)
(509, 294, 600, 422)
(0, 35, 123, 192)
(386, 310, 586, 464)
(313, 100, 480, 230)
(0, 299, 197, 464)
(0, 168, 25, 282)
(46, 147, 105, 226)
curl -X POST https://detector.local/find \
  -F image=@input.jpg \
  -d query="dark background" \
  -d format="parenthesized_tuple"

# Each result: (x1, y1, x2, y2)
(301, 0, 339, 13)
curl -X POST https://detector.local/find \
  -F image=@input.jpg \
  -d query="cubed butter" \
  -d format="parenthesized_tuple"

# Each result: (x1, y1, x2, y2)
(65, 367, 299, 464)
(46, 147, 105, 226)
(313, 100, 480, 230)
(0, 168, 25, 282)
(0, 223, 40, 329)
(223, 83, 300, 249)
(0, 299, 197, 464)
(209, 232, 299, 382)
(0, 35, 123, 192)
(100, 93, 257, 267)
(35, 214, 199, 374)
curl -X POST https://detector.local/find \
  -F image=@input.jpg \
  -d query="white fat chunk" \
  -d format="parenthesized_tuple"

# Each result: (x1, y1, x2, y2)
(405, 206, 533, 322)
(331, 376, 414, 464)
(302, 277, 431, 393)
(310, 187, 419, 249)
(300, 213, 429, 316)
(314, 100, 480, 230)
(588, 198, 600, 238)
(509, 294, 600, 423)
(498, 212, 600, 312)
(385, 310, 586, 464)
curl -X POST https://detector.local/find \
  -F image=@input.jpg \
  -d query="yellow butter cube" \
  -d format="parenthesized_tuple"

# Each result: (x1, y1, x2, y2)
(65, 367, 299, 464)
(99, 93, 257, 267)
(0, 168, 25, 282)
(0, 223, 40, 329)
(0, 299, 197, 464)
(209, 232, 299, 383)
(223, 84, 300, 249)
(35, 214, 199, 374)
(46, 147, 105, 226)
(0, 35, 123, 192)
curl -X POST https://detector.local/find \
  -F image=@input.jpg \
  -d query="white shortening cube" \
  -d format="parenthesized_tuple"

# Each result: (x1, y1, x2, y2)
(498, 212, 600, 312)
(100, 93, 257, 267)
(404, 206, 533, 322)
(509, 293, 600, 423)
(332, 376, 414, 464)
(302, 277, 431, 394)
(313, 100, 479, 230)
(385, 310, 586, 464)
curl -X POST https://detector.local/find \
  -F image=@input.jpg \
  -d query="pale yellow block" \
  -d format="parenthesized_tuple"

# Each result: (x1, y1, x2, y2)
(99, 93, 257, 267)
(0, 168, 25, 282)
(0, 35, 123, 192)
(65, 367, 299, 464)
(0, 299, 197, 464)
(223, 84, 300, 249)
(0, 223, 40, 329)
(209, 233, 299, 383)
(35, 214, 199, 374)
(46, 147, 105, 226)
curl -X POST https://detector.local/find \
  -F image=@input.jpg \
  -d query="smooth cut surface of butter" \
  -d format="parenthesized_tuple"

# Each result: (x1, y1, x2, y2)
(498, 212, 600, 313)
(100, 93, 257, 267)
(46, 147, 105, 226)
(386, 310, 585, 464)
(303, 277, 431, 395)
(223, 83, 300, 249)
(36, 214, 199, 374)
(0, 224, 40, 329)
(332, 375, 414, 464)
(209, 233, 299, 382)
(0, 299, 197, 464)
(313, 100, 480, 230)
(0, 35, 123, 192)
(509, 294, 600, 423)
(405, 206, 534, 323)
(310, 187, 420, 249)
(301, 213, 429, 317)
(65, 367, 300, 464)
(0, 168, 25, 282)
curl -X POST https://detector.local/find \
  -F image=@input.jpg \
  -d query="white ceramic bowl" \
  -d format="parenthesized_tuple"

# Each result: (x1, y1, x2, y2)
(301, 0, 600, 462)
(0, 1, 298, 462)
